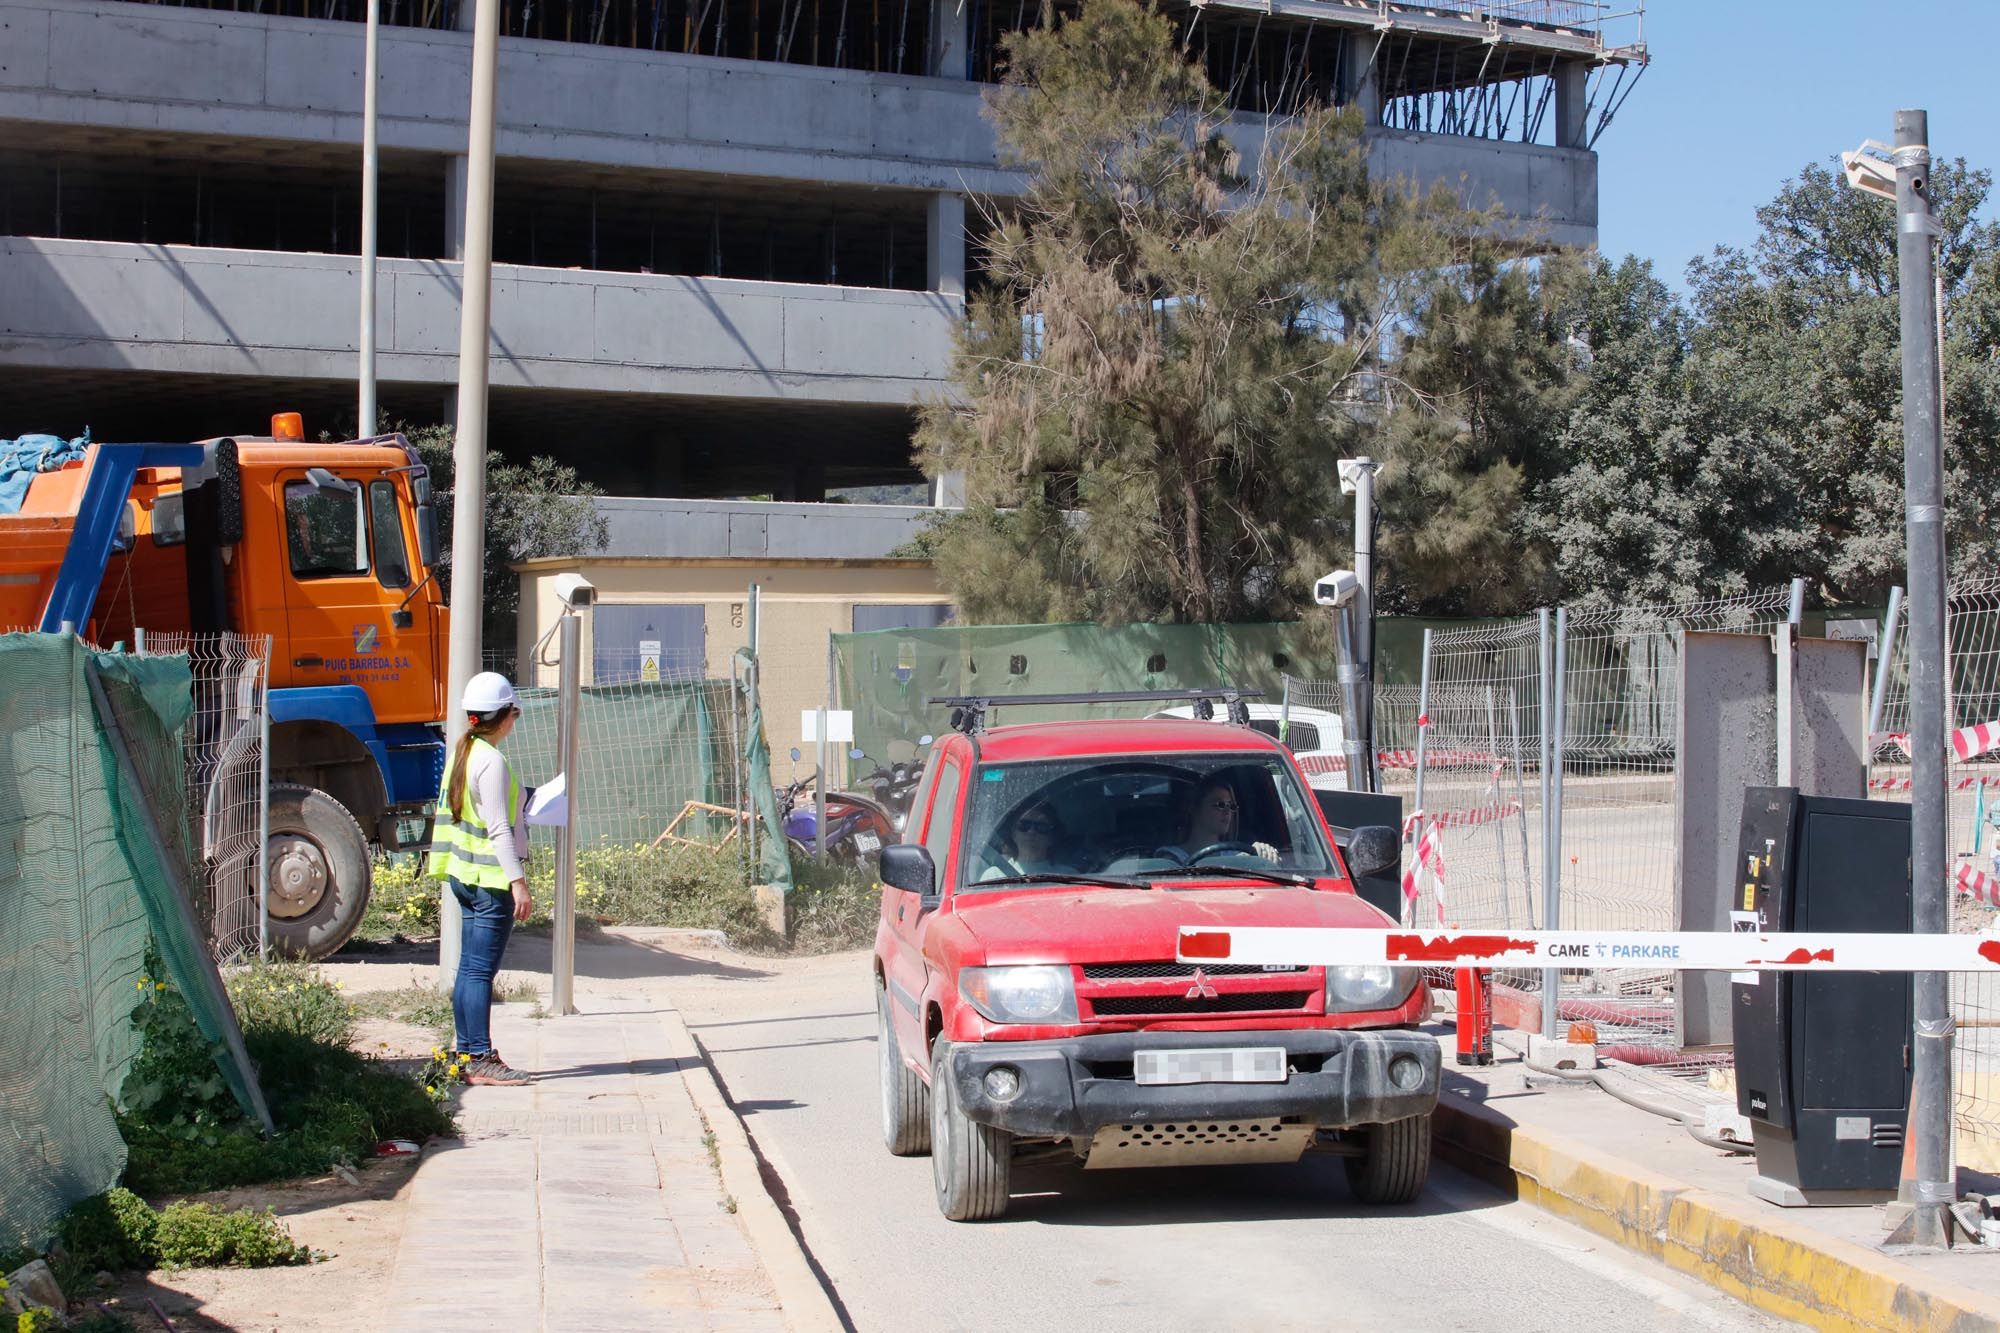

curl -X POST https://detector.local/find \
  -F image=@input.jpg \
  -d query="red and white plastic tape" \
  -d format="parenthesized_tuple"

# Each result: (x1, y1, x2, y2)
(1958, 863, 2000, 908)
(1870, 720, 2000, 762)
(1298, 749, 1501, 775)
(1868, 775, 2000, 792)
(1177, 925, 2000, 973)
(1959, 721, 2000, 762)
(1399, 813, 1447, 927)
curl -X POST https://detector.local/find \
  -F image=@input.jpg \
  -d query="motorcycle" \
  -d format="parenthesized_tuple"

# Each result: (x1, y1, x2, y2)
(849, 737, 930, 836)
(781, 754, 893, 865)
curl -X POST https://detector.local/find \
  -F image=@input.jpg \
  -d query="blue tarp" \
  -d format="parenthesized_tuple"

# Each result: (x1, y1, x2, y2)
(1, 431, 90, 514)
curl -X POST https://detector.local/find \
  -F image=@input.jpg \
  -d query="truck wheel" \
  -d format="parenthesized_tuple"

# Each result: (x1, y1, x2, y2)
(262, 784, 372, 960)
(930, 1041, 1011, 1221)
(878, 986, 931, 1156)
(1344, 1114, 1432, 1205)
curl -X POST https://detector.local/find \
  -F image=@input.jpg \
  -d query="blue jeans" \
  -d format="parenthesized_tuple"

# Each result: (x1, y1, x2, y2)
(449, 877, 515, 1057)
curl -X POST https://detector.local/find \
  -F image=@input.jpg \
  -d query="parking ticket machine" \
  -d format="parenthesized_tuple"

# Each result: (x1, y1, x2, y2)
(1731, 787, 1912, 1206)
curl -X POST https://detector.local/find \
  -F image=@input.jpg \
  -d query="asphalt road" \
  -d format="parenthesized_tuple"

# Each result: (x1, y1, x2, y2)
(663, 947, 1794, 1333)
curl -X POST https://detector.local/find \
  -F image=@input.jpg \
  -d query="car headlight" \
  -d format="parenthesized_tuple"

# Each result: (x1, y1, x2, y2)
(960, 965, 1078, 1025)
(1326, 965, 1419, 1013)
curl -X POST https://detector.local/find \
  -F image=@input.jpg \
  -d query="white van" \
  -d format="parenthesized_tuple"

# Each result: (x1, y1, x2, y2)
(1148, 701, 1350, 792)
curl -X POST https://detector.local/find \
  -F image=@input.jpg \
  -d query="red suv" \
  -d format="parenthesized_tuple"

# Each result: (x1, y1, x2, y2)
(872, 701, 1439, 1221)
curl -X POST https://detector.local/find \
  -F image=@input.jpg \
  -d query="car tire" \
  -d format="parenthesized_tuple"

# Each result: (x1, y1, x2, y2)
(879, 985, 931, 1156)
(930, 1041, 1012, 1221)
(262, 784, 372, 960)
(1344, 1113, 1432, 1205)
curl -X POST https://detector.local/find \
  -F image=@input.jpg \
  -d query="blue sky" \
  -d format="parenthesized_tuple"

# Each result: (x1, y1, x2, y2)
(1595, 0, 2000, 285)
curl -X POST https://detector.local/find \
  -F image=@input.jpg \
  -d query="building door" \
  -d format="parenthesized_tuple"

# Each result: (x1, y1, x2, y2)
(592, 604, 704, 683)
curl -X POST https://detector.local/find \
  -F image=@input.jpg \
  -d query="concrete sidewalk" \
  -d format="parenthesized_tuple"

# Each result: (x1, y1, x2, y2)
(1433, 1032, 2000, 1331)
(381, 1001, 820, 1333)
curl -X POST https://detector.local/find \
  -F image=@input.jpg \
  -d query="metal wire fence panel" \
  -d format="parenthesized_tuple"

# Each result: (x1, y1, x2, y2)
(1412, 620, 1547, 973)
(502, 678, 743, 855)
(136, 632, 271, 962)
(1868, 577, 2000, 1152)
(1553, 589, 1793, 1057)
(0, 633, 263, 1248)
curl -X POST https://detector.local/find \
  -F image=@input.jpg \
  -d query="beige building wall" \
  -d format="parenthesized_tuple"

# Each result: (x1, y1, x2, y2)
(515, 556, 950, 784)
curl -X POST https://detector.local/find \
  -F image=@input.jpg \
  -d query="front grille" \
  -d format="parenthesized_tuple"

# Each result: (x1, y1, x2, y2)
(1082, 961, 1308, 980)
(1090, 990, 1314, 1016)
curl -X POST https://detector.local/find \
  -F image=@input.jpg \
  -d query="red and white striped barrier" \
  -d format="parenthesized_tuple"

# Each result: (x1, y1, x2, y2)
(1177, 926, 2000, 972)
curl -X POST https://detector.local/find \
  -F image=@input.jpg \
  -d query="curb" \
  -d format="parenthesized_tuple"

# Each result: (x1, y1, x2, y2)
(655, 1007, 845, 1333)
(1433, 1093, 2000, 1332)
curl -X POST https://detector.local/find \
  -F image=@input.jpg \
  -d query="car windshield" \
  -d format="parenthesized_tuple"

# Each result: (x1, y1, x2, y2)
(960, 753, 1336, 889)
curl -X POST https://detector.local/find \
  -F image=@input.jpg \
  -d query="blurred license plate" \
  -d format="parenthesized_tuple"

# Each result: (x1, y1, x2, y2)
(854, 832, 881, 853)
(1134, 1047, 1287, 1086)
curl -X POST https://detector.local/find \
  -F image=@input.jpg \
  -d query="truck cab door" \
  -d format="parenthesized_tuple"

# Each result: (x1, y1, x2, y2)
(275, 469, 427, 728)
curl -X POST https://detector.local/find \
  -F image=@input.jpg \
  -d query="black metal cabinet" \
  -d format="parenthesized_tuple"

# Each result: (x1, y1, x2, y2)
(1732, 787, 1912, 1205)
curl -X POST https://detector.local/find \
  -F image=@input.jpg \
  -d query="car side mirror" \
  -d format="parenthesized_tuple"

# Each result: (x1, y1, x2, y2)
(880, 844, 937, 904)
(1344, 825, 1399, 881)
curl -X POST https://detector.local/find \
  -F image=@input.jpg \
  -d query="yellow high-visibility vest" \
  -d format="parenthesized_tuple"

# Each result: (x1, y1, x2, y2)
(428, 737, 521, 891)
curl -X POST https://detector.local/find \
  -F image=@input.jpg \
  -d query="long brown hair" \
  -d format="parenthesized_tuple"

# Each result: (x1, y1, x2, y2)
(446, 713, 510, 822)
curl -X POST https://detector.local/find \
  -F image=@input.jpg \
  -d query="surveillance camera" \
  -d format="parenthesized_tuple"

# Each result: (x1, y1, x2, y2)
(1841, 142, 1898, 202)
(552, 572, 596, 609)
(1314, 570, 1360, 608)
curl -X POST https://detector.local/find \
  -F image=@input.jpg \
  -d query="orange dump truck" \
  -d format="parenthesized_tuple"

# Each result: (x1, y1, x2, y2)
(0, 415, 449, 957)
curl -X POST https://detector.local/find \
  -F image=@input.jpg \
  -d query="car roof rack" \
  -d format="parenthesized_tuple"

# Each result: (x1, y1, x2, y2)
(927, 687, 1266, 735)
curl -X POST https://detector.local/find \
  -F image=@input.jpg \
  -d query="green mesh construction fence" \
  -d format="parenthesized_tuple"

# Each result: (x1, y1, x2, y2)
(0, 632, 266, 1250)
(505, 679, 728, 849)
(831, 619, 1460, 766)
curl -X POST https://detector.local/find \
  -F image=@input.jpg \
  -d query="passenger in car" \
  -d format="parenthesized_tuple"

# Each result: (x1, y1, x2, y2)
(980, 800, 1077, 880)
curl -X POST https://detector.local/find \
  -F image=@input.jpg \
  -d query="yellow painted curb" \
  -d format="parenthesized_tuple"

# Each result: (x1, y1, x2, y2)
(1434, 1095, 2000, 1332)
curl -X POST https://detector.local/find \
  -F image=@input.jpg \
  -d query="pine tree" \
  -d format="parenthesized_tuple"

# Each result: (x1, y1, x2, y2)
(913, 0, 1571, 624)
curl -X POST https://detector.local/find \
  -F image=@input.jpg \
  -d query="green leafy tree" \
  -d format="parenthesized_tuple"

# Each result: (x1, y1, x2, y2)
(397, 423, 611, 658)
(1526, 257, 1804, 605)
(1537, 159, 2000, 606)
(913, 0, 1572, 624)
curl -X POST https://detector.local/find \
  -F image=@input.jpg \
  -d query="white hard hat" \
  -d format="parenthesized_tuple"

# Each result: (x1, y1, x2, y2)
(462, 671, 519, 716)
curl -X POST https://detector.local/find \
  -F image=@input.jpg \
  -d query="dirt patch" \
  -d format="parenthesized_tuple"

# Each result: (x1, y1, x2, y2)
(94, 1153, 426, 1332)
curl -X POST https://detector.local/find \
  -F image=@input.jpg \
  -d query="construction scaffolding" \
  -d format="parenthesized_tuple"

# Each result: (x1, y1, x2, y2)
(120, 0, 1646, 132)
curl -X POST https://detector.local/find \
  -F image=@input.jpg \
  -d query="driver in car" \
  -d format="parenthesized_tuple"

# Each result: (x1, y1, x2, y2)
(1160, 775, 1279, 865)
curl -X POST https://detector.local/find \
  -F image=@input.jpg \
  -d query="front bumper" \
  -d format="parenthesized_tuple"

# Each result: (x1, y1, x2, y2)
(941, 1028, 1441, 1138)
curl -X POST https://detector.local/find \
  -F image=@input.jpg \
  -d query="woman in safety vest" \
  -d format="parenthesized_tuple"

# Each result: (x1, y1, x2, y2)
(430, 671, 535, 1086)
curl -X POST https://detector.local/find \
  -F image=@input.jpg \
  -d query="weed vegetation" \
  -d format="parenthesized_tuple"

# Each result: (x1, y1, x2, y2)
(359, 844, 881, 954)
(117, 957, 449, 1197)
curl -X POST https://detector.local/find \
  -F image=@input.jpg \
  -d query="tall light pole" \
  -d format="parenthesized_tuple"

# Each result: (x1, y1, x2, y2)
(439, 0, 501, 991)
(357, 0, 381, 437)
(1849, 111, 1962, 1251)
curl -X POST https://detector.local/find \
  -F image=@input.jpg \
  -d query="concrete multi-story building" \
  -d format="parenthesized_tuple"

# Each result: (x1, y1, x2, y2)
(0, 0, 1643, 500)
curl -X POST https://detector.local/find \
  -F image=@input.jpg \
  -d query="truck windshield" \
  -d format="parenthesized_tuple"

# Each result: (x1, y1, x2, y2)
(960, 753, 1336, 889)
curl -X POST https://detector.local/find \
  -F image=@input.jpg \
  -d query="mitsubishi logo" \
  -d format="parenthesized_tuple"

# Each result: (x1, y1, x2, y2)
(1184, 968, 1219, 1000)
